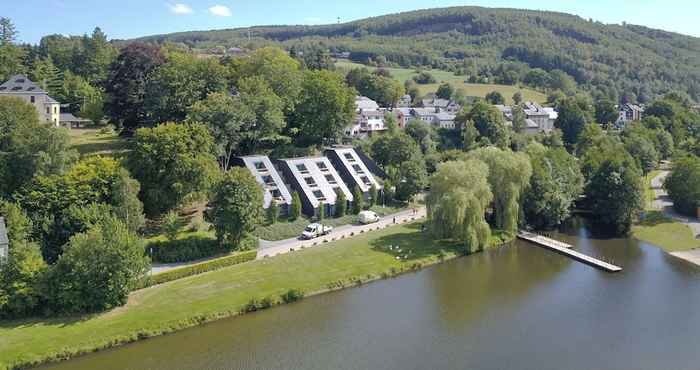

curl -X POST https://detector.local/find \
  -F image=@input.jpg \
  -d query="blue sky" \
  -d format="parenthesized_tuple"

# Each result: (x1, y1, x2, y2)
(4, 0, 700, 44)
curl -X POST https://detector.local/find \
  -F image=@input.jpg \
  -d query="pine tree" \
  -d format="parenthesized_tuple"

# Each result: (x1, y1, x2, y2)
(335, 189, 347, 217)
(267, 201, 279, 224)
(352, 186, 363, 214)
(369, 184, 378, 207)
(318, 201, 325, 221)
(0, 18, 18, 45)
(290, 192, 302, 221)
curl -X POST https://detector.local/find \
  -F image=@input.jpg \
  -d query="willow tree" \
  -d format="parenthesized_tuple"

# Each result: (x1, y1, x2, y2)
(466, 147, 532, 233)
(427, 160, 493, 253)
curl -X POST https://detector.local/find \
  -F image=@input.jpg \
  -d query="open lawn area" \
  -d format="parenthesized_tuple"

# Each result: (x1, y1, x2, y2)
(335, 60, 547, 104)
(0, 222, 491, 370)
(632, 211, 700, 252)
(643, 170, 662, 210)
(68, 127, 129, 157)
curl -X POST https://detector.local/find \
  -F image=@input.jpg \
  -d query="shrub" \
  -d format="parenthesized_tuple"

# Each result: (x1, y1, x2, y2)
(266, 201, 279, 224)
(162, 211, 180, 241)
(136, 250, 257, 289)
(289, 192, 302, 221)
(335, 190, 347, 217)
(147, 235, 258, 263)
(280, 288, 305, 303)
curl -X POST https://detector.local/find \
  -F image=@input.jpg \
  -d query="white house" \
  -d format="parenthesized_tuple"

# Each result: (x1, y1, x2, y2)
(348, 96, 387, 137)
(495, 101, 557, 134)
(616, 103, 644, 127)
(0, 75, 61, 126)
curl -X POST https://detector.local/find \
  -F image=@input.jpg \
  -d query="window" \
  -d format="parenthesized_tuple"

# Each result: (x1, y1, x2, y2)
(271, 189, 282, 199)
(296, 164, 309, 174)
(316, 161, 328, 171)
(304, 177, 317, 187)
(54, 107, 58, 114)
(254, 161, 267, 171)
(30, 96, 35, 103)
(352, 164, 364, 174)
(312, 190, 326, 201)
(324, 174, 337, 184)
(262, 175, 274, 185)
(46, 106, 50, 114)
(343, 152, 356, 162)
(361, 176, 372, 185)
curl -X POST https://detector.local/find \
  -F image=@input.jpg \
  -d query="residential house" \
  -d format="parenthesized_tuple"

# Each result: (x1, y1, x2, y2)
(233, 155, 293, 214)
(421, 97, 461, 113)
(275, 157, 354, 217)
(616, 103, 644, 127)
(495, 101, 557, 134)
(0, 75, 61, 126)
(348, 96, 387, 138)
(397, 94, 412, 107)
(59, 113, 93, 128)
(0, 217, 7, 261)
(408, 107, 457, 130)
(324, 147, 382, 199)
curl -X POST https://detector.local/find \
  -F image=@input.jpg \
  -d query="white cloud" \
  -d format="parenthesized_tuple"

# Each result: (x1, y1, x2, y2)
(168, 3, 193, 14)
(208, 5, 232, 17)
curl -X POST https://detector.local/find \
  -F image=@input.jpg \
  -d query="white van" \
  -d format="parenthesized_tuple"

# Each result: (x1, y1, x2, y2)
(358, 210, 380, 224)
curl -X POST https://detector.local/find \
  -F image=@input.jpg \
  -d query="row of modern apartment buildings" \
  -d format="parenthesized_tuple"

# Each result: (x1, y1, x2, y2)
(234, 147, 384, 218)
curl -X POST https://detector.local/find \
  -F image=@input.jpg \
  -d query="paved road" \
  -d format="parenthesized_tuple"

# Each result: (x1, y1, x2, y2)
(649, 170, 700, 265)
(150, 207, 427, 274)
(257, 207, 427, 259)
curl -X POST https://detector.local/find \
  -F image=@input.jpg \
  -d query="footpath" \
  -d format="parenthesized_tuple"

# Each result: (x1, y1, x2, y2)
(649, 170, 700, 266)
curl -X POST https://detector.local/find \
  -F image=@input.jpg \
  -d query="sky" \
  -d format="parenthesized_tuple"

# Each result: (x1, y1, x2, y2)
(3, 0, 700, 44)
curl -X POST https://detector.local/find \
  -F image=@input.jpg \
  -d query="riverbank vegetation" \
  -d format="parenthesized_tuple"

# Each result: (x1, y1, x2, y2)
(0, 222, 498, 370)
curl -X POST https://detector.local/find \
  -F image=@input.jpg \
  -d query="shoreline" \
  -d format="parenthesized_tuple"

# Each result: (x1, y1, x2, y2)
(4, 226, 514, 370)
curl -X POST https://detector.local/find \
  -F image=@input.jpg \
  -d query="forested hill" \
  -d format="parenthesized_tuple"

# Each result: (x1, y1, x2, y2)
(132, 6, 700, 102)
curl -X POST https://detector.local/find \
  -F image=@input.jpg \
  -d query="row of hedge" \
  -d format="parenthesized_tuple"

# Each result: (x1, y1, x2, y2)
(147, 235, 258, 263)
(137, 250, 258, 289)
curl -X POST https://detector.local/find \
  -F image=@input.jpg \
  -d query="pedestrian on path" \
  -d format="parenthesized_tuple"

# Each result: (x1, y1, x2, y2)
(393, 217, 396, 224)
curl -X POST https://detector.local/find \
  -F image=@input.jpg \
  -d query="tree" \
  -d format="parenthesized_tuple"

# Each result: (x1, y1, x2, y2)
(462, 119, 479, 151)
(370, 132, 420, 169)
(228, 47, 302, 114)
(436, 83, 454, 100)
(457, 101, 510, 148)
(405, 119, 437, 154)
(0, 97, 77, 197)
(485, 91, 505, 105)
(511, 105, 527, 133)
(548, 69, 576, 93)
(0, 42, 26, 82)
(30, 56, 63, 96)
(206, 168, 264, 247)
(555, 98, 588, 150)
(0, 18, 18, 45)
(105, 43, 165, 130)
(595, 99, 618, 126)
(335, 189, 347, 217)
(76, 27, 117, 84)
(523, 144, 584, 229)
(236, 76, 288, 153)
(512, 91, 523, 105)
(466, 147, 532, 233)
(395, 157, 428, 202)
(318, 201, 325, 221)
(128, 122, 219, 216)
(162, 211, 180, 241)
(427, 160, 493, 253)
(0, 240, 47, 318)
(289, 70, 355, 146)
(586, 155, 643, 235)
(45, 217, 149, 314)
(369, 184, 378, 207)
(413, 71, 436, 84)
(352, 186, 363, 214)
(267, 201, 279, 224)
(290, 192, 302, 221)
(624, 134, 659, 175)
(110, 168, 146, 233)
(144, 51, 228, 123)
(664, 155, 700, 217)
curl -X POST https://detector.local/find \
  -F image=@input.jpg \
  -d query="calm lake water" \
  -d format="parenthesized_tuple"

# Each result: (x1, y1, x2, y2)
(40, 219, 700, 370)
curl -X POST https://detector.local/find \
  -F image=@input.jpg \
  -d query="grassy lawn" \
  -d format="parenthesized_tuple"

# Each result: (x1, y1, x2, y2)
(633, 211, 700, 252)
(0, 222, 505, 369)
(253, 203, 411, 241)
(643, 170, 662, 210)
(68, 127, 129, 158)
(335, 60, 547, 104)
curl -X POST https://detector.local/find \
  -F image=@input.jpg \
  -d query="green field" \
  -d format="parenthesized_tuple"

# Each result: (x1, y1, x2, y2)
(633, 211, 700, 252)
(0, 222, 507, 370)
(68, 127, 129, 157)
(335, 60, 547, 104)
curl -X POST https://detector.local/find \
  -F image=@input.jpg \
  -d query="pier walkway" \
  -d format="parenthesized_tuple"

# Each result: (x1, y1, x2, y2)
(517, 231, 622, 273)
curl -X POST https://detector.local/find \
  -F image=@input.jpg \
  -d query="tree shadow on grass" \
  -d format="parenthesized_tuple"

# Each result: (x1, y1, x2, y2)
(369, 223, 463, 261)
(0, 312, 99, 330)
(638, 210, 674, 227)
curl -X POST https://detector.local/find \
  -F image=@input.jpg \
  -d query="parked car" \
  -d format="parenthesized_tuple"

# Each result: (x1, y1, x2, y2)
(301, 223, 333, 239)
(359, 210, 380, 224)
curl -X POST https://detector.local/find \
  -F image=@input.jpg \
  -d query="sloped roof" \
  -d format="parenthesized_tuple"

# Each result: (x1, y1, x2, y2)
(0, 217, 8, 246)
(0, 75, 47, 94)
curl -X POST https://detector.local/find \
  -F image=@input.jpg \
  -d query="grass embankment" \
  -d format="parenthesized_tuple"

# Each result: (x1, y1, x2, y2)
(335, 60, 547, 104)
(632, 170, 700, 252)
(0, 222, 511, 370)
(253, 203, 410, 241)
(68, 127, 129, 158)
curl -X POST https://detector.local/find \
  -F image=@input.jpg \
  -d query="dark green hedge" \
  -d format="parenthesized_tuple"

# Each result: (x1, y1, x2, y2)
(137, 250, 257, 289)
(147, 236, 258, 263)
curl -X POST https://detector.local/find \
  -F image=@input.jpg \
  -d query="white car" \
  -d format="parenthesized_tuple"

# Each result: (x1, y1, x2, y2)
(301, 223, 333, 239)
(358, 210, 380, 224)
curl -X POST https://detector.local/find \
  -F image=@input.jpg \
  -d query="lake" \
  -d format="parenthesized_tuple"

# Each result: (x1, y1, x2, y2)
(40, 219, 700, 370)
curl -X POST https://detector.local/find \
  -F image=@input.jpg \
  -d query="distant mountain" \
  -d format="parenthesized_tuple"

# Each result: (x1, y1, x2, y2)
(132, 6, 700, 102)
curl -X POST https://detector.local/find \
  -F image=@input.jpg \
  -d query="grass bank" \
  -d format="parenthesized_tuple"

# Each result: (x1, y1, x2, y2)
(68, 127, 129, 158)
(335, 60, 547, 104)
(0, 222, 512, 370)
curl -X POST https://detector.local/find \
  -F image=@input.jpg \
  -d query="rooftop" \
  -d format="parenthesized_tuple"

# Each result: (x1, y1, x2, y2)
(0, 75, 48, 95)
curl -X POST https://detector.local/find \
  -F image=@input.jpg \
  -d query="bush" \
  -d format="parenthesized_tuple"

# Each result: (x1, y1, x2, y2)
(290, 192, 302, 221)
(280, 288, 305, 303)
(267, 202, 279, 224)
(136, 250, 257, 289)
(147, 235, 258, 263)
(241, 296, 274, 313)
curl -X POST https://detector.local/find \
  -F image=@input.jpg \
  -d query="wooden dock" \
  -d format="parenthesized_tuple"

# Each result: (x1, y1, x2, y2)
(517, 231, 622, 273)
